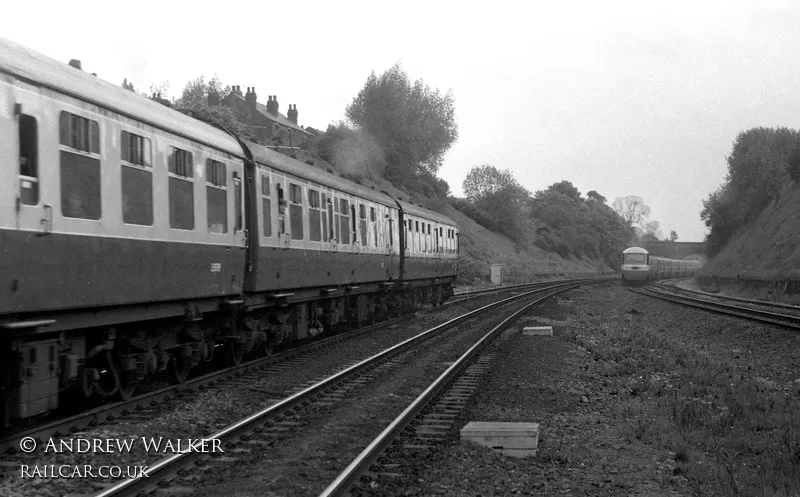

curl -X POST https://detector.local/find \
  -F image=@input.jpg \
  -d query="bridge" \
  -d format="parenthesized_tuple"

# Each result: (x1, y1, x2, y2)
(643, 241, 707, 259)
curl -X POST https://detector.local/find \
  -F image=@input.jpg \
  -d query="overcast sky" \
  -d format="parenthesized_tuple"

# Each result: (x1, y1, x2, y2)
(6, 0, 799, 242)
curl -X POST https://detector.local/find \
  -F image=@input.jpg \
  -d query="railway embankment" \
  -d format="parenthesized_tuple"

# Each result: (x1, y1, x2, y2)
(391, 283, 800, 496)
(445, 206, 613, 285)
(698, 188, 800, 304)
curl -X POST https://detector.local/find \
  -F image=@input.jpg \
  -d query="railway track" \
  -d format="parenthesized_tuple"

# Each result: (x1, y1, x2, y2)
(0, 277, 599, 457)
(318, 283, 582, 496)
(69, 279, 591, 497)
(630, 284, 800, 330)
(1, 278, 605, 496)
(656, 279, 800, 314)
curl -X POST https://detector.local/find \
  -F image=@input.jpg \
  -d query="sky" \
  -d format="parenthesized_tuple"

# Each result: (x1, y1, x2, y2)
(5, 0, 800, 242)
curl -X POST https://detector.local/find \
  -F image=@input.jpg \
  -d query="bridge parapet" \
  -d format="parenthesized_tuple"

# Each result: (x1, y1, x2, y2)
(644, 241, 706, 259)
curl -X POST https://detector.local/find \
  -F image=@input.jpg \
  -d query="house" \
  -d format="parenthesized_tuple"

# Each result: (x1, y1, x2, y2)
(211, 85, 312, 148)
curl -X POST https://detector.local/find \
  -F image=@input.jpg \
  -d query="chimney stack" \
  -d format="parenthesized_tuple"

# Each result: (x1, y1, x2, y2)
(68, 59, 82, 70)
(245, 86, 257, 109)
(288, 104, 298, 124)
(267, 95, 279, 116)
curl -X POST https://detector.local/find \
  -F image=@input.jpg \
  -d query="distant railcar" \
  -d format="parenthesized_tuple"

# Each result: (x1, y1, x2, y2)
(621, 247, 651, 284)
(621, 246, 703, 285)
(0, 36, 460, 426)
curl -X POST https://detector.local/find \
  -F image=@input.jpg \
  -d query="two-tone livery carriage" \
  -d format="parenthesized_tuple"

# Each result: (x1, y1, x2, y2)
(0, 37, 459, 425)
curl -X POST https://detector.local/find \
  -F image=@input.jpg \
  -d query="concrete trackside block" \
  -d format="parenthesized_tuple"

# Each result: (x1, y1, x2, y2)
(460, 422, 540, 458)
(522, 326, 553, 336)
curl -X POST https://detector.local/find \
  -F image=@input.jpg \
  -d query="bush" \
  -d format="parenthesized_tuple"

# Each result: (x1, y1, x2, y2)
(450, 198, 497, 231)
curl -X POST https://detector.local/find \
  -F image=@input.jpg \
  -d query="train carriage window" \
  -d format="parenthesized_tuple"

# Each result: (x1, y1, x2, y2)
(59, 111, 100, 154)
(19, 114, 39, 205)
(327, 198, 335, 241)
(59, 111, 101, 220)
(168, 147, 194, 230)
(370, 207, 378, 247)
(234, 172, 243, 231)
(359, 204, 367, 246)
(205, 159, 227, 233)
(120, 131, 153, 226)
(309, 189, 322, 242)
(289, 183, 303, 240)
(338, 199, 350, 244)
(121, 167, 153, 226)
(351, 205, 357, 243)
(277, 183, 286, 235)
(388, 216, 394, 248)
(121, 131, 152, 167)
(261, 174, 272, 237)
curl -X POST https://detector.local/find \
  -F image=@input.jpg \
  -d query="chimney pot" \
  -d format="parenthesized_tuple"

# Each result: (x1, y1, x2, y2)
(245, 87, 257, 109)
(68, 59, 82, 70)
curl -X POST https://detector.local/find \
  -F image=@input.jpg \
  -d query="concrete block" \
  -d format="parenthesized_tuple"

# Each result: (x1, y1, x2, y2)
(460, 421, 539, 458)
(522, 326, 553, 336)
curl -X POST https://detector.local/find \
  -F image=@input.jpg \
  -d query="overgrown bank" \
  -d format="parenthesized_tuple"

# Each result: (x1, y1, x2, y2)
(447, 206, 613, 286)
(698, 127, 800, 301)
(697, 187, 800, 302)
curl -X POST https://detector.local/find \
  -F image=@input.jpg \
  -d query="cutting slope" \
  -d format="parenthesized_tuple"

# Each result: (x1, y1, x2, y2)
(700, 187, 800, 280)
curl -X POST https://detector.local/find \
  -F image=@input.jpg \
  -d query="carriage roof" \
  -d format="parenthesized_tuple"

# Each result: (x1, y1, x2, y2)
(0, 36, 242, 156)
(623, 246, 649, 255)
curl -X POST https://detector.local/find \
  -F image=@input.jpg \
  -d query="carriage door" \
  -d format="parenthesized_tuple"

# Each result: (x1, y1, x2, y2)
(13, 85, 52, 235)
(434, 225, 441, 274)
(233, 170, 247, 248)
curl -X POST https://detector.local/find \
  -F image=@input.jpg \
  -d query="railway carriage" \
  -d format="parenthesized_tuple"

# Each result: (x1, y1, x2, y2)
(621, 246, 651, 284)
(621, 246, 702, 285)
(0, 36, 459, 427)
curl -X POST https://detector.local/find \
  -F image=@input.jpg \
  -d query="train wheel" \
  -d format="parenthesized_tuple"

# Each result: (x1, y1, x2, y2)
(225, 340, 244, 367)
(259, 338, 274, 357)
(117, 368, 136, 400)
(169, 355, 190, 384)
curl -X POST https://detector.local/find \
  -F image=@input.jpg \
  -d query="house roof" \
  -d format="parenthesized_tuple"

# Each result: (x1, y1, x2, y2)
(228, 92, 312, 136)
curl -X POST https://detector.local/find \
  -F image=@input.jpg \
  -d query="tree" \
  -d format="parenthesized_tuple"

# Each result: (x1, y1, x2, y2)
(612, 196, 651, 227)
(643, 220, 662, 239)
(700, 127, 800, 256)
(529, 182, 632, 266)
(789, 144, 800, 182)
(462, 165, 521, 202)
(176, 75, 227, 109)
(346, 63, 458, 183)
(149, 81, 170, 99)
(460, 165, 529, 241)
(174, 75, 255, 140)
(121, 78, 135, 92)
(587, 190, 607, 204)
(547, 181, 582, 202)
(669, 230, 678, 242)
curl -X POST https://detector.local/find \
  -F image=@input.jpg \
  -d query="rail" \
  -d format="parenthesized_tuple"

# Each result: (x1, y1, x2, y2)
(318, 283, 585, 496)
(92, 280, 589, 497)
(631, 285, 800, 330)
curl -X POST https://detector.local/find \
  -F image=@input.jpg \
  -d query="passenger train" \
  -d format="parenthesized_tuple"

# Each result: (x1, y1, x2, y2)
(0, 37, 459, 425)
(621, 246, 702, 285)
